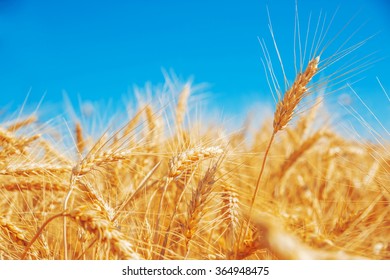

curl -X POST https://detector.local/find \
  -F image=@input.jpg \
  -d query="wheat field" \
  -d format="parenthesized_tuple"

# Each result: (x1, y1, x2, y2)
(0, 9, 389, 261)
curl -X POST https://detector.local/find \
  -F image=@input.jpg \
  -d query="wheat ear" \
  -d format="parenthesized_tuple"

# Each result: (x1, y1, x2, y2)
(1, 180, 67, 192)
(184, 165, 217, 253)
(0, 216, 29, 246)
(75, 122, 85, 155)
(7, 115, 37, 132)
(273, 57, 320, 133)
(168, 146, 223, 178)
(69, 204, 142, 259)
(156, 145, 222, 241)
(176, 84, 191, 131)
(156, 147, 223, 259)
(237, 56, 319, 256)
(220, 184, 240, 257)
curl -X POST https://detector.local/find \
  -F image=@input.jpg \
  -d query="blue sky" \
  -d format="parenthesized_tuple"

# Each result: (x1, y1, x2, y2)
(0, 0, 389, 131)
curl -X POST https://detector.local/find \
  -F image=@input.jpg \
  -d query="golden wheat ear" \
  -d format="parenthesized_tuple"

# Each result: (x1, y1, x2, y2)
(273, 56, 320, 133)
(237, 56, 321, 255)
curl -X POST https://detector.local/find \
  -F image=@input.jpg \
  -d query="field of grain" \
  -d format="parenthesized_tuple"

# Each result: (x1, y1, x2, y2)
(0, 10, 389, 260)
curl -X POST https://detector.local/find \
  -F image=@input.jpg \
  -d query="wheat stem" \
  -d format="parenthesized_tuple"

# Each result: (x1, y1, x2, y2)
(21, 212, 67, 260)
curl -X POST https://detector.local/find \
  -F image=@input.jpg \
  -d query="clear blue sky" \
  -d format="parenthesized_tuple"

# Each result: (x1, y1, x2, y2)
(0, 0, 389, 129)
